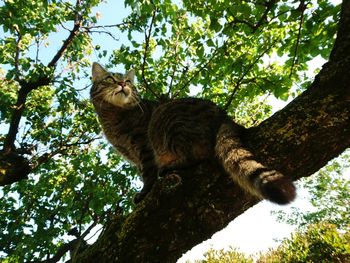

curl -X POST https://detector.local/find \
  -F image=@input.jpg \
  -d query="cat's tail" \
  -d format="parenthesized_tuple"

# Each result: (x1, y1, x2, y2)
(215, 121, 296, 204)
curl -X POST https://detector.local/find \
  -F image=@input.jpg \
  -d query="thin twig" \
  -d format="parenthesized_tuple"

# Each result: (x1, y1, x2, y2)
(84, 22, 131, 29)
(70, 221, 99, 262)
(33, 221, 99, 263)
(173, 0, 277, 99)
(289, 1, 306, 78)
(87, 29, 120, 41)
(253, 0, 277, 32)
(228, 0, 277, 32)
(173, 43, 224, 98)
(167, 33, 180, 97)
(32, 135, 101, 170)
(13, 25, 22, 81)
(82, 21, 132, 41)
(35, 36, 40, 64)
(141, 8, 158, 98)
(224, 39, 278, 110)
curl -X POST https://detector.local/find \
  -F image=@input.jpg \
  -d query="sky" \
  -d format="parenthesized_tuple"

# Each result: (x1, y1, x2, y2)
(178, 198, 304, 261)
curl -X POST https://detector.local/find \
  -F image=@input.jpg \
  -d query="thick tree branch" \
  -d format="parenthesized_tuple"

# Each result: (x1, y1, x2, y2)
(13, 25, 21, 80)
(48, 18, 81, 68)
(329, 0, 350, 62)
(0, 151, 31, 185)
(2, 86, 30, 153)
(76, 1, 350, 262)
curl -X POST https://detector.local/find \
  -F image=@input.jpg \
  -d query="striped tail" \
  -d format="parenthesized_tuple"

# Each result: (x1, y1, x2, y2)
(215, 121, 296, 204)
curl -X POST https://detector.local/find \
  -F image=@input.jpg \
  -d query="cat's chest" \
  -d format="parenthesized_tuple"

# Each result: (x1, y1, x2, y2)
(99, 111, 150, 164)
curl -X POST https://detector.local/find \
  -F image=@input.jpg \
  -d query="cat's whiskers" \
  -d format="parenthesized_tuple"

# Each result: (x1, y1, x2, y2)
(135, 97, 144, 113)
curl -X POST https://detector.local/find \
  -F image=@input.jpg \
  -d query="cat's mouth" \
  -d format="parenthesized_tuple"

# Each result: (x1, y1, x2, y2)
(104, 86, 135, 107)
(114, 86, 130, 96)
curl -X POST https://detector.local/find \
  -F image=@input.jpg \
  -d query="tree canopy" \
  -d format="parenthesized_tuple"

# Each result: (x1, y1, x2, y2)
(0, 0, 349, 262)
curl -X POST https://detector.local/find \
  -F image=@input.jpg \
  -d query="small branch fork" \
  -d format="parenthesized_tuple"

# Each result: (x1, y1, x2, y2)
(224, 39, 278, 110)
(173, 47, 222, 98)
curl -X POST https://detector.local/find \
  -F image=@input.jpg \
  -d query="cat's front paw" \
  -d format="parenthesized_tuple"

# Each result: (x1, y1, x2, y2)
(133, 183, 153, 204)
(133, 191, 147, 204)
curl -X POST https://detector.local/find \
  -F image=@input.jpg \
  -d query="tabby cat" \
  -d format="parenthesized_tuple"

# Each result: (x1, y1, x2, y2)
(90, 62, 296, 204)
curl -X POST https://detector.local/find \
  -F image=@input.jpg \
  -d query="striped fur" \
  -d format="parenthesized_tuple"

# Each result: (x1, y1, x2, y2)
(91, 63, 296, 204)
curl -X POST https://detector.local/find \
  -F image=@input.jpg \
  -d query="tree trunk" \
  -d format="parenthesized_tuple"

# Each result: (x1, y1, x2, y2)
(76, 1, 350, 262)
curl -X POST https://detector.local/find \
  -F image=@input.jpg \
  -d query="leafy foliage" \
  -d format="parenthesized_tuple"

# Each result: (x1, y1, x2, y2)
(193, 247, 253, 263)
(259, 222, 350, 263)
(0, 0, 343, 261)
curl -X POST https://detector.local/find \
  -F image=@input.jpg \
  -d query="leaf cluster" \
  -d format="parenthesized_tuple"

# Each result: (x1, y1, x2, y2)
(259, 222, 350, 263)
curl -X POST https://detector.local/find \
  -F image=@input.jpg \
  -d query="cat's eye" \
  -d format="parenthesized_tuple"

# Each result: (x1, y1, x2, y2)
(104, 76, 116, 84)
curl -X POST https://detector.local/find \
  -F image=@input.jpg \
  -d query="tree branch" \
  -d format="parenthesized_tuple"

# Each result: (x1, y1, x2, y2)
(13, 25, 22, 81)
(31, 222, 98, 263)
(228, 0, 277, 32)
(289, 0, 307, 77)
(0, 151, 31, 185)
(83, 22, 131, 30)
(141, 7, 158, 98)
(48, 0, 82, 68)
(173, 43, 223, 98)
(70, 222, 98, 262)
(166, 34, 180, 97)
(224, 39, 277, 110)
(254, 0, 278, 31)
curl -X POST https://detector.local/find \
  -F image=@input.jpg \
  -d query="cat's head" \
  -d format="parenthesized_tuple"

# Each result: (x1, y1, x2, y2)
(91, 62, 138, 108)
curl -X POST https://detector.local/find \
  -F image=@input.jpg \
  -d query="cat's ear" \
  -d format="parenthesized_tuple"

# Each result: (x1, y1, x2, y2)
(92, 62, 107, 81)
(125, 69, 135, 83)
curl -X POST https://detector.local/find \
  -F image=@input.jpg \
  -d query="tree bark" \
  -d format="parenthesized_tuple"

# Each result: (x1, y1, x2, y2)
(76, 1, 350, 262)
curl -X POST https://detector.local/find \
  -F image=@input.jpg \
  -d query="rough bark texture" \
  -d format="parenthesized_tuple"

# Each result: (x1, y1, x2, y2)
(77, 1, 350, 262)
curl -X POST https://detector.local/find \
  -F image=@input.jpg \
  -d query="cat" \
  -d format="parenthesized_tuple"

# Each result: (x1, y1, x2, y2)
(90, 62, 296, 204)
